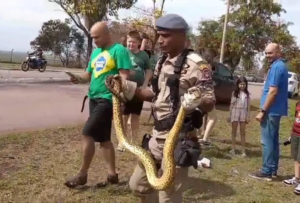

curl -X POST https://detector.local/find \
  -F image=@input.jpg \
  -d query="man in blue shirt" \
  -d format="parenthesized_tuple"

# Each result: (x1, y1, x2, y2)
(249, 43, 288, 181)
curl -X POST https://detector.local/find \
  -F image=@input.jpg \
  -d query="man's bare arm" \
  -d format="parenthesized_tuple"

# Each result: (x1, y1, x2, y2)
(134, 88, 155, 102)
(140, 38, 148, 51)
(119, 69, 130, 80)
(262, 86, 278, 110)
(142, 69, 153, 87)
(78, 72, 92, 83)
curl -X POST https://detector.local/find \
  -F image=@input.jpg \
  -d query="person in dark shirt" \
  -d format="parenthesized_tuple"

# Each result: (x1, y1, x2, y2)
(29, 46, 44, 67)
(283, 101, 300, 195)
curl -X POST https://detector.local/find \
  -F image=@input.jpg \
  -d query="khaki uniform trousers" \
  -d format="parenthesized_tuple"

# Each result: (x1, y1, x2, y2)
(129, 136, 188, 203)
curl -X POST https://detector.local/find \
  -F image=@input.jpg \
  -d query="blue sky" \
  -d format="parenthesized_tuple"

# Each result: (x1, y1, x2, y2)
(0, 0, 299, 52)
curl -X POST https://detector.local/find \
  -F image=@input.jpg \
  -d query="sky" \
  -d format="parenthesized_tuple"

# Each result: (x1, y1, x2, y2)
(0, 0, 299, 52)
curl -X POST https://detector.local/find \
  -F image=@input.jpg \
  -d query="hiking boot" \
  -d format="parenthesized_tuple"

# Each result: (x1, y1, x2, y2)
(248, 171, 272, 182)
(283, 177, 299, 186)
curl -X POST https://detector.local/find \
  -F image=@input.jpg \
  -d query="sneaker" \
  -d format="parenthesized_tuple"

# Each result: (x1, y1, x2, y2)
(272, 172, 278, 179)
(241, 152, 247, 157)
(283, 177, 299, 186)
(229, 149, 236, 155)
(248, 171, 272, 181)
(294, 184, 300, 195)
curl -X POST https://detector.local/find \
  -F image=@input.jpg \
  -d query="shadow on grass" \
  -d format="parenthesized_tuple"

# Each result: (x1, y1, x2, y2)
(145, 177, 235, 203)
(210, 137, 260, 148)
(272, 175, 294, 182)
(203, 145, 232, 160)
(243, 149, 291, 160)
(72, 177, 235, 203)
(72, 180, 131, 195)
(216, 104, 259, 112)
(183, 177, 235, 201)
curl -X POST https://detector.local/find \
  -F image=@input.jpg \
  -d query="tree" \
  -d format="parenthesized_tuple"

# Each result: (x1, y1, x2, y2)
(120, 0, 167, 51)
(196, 0, 298, 72)
(49, 0, 138, 62)
(30, 19, 85, 67)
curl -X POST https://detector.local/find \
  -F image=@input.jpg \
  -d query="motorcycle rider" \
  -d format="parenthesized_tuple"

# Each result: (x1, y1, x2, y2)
(29, 46, 44, 68)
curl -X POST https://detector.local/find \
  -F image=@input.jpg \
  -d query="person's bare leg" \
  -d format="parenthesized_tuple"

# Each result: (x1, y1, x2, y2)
(202, 109, 217, 141)
(100, 141, 117, 175)
(198, 115, 207, 138)
(130, 114, 140, 143)
(231, 122, 238, 153)
(79, 135, 95, 175)
(239, 122, 246, 155)
(295, 161, 300, 179)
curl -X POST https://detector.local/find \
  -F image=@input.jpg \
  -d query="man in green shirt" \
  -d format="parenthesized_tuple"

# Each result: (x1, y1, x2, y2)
(64, 22, 132, 188)
(117, 30, 153, 152)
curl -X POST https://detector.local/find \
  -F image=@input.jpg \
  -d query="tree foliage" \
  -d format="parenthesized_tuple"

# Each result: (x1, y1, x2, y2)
(196, 0, 300, 72)
(109, 0, 166, 51)
(30, 19, 85, 67)
(49, 0, 137, 61)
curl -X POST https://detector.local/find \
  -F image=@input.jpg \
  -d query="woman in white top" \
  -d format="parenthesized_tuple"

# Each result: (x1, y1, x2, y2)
(228, 76, 250, 157)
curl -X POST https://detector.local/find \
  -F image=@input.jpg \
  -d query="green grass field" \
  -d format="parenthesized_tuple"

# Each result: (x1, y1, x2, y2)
(0, 100, 299, 203)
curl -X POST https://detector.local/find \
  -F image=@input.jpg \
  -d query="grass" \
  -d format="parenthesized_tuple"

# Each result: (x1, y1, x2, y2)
(0, 100, 299, 203)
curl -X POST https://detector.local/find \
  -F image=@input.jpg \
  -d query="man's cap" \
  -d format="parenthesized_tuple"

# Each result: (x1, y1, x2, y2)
(156, 14, 189, 31)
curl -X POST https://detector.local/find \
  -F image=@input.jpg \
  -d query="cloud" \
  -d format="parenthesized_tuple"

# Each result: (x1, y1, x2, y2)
(0, 0, 299, 51)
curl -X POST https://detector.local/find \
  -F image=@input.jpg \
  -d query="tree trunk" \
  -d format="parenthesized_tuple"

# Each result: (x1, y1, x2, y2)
(86, 35, 93, 67)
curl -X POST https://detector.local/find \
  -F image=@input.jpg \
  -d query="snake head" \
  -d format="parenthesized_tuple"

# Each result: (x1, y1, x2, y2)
(105, 75, 127, 103)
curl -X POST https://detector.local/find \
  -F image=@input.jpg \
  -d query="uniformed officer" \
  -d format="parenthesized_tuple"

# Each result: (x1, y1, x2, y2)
(110, 14, 215, 203)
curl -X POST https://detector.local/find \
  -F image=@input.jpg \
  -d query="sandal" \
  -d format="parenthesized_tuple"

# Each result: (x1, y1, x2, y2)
(96, 174, 119, 188)
(64, 174, 88, 188)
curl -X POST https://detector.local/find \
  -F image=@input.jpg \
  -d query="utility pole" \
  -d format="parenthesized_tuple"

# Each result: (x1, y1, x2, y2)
(219, 0, 230, 63)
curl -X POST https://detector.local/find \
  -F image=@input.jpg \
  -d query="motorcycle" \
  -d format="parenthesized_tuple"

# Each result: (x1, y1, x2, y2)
(21, 52, 47, 72)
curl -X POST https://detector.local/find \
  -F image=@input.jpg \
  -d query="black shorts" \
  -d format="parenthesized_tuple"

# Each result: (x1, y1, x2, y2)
(123, 99, 144, 116)
(291, 134, 300, 162)
(82, 98, 112, 143)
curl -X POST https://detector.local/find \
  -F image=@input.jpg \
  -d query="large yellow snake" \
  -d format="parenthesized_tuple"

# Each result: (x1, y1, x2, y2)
(105, 75, 186, 191)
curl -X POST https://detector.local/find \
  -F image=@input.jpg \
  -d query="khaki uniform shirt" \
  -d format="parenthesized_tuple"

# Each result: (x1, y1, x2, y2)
(151, 51, 215, 139)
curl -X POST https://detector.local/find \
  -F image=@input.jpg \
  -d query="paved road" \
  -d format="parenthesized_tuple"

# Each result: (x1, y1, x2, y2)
(0, 83, 89, 133)
(0, 81, 262, 134)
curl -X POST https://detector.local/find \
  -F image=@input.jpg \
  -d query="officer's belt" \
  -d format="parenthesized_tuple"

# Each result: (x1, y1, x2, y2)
(154, 115, 177, 132)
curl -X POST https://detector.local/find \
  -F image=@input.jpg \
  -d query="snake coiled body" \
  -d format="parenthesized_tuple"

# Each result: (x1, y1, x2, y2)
(105, 76, 186, 190)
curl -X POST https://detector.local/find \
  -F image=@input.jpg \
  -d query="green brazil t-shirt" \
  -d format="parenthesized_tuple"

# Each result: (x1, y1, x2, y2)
(127, 50, 151, 87)
(87, 43, 132, 101)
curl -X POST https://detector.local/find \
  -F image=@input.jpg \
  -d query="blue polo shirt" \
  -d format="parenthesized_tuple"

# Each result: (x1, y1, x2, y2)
(260, 58, 288, 116)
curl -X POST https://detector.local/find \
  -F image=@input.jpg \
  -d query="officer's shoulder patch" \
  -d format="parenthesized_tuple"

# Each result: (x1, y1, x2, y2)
(186, 53, 204, 63)
(199, 63, 210, 70)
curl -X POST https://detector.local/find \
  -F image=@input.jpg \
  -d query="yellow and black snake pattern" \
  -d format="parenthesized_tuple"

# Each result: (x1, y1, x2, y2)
(105, 75, 186, 190)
